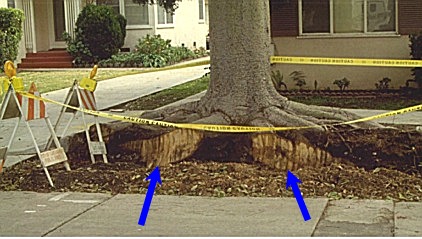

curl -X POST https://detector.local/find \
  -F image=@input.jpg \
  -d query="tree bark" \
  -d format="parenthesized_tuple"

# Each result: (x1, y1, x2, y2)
(197, 0, 287, 125)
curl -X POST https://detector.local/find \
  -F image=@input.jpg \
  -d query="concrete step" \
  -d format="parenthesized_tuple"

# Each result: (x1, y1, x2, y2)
(25, 50, 71, 58)
(20, 56, 74, 63)
(18, 50, 74, 69)
(18, 61, 73, 68)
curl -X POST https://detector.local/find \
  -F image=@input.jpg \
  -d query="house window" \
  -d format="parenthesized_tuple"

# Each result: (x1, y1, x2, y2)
(157, 6, 173, 25)
(7, 0, 15, 8)
(125, 2, 149, 25)
(97, 0, 120, 14)
(198, 0, 205, 21)
(300, 0, 397, 35)
(97, 0, 149, 26)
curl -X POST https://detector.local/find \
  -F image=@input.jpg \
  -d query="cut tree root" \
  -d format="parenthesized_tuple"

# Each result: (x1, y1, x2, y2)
(62, 123, 336, 171)
(251, 132, 334, 171)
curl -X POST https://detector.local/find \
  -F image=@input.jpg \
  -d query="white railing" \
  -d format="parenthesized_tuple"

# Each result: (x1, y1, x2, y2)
(64, 0, 81, 37)
(22, 0, 36, 52)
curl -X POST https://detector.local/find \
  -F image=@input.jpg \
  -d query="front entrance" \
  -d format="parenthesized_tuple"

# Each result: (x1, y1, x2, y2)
(49, 0, 66, 49)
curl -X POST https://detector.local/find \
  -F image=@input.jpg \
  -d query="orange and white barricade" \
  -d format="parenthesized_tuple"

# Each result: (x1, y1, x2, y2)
(0, 80, 70, 187)
(48, 65, 108, 164)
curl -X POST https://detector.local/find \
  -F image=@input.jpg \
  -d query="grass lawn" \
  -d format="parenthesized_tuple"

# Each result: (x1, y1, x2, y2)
(123, 76, 421, 111)
(13, 69, 145, 93)
(124, 75, 210, 110)
(0, 58, 210, 94)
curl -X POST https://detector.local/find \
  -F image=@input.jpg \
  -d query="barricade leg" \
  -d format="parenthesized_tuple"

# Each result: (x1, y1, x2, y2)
(0, 89, 12, 118)
(45, 117, 71, 171)
(45, 86, 76, 150)
(60, 113, 77, 138)
(94, 116, 108, 163)
(0, 117, 20, 173)
(81, 109, 95, 164)
(42, 167, 54, 187)
(25, 119, 55, 187)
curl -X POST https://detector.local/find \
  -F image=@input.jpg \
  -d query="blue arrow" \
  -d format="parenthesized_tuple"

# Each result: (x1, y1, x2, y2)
(286, 171, 311, 221)
(138, 166, 162, 226)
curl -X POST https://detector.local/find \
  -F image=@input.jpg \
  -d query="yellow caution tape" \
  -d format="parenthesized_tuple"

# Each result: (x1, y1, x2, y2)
(334, 104, 422, 126)
(270, 56, 422, 68)
(16, 90, 422, 133)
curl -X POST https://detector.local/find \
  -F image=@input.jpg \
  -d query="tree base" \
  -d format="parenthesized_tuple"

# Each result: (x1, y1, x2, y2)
(64, 122, 335, 171)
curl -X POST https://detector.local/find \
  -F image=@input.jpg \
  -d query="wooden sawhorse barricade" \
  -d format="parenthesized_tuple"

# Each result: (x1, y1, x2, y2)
(0, 81, 70, 187)
(47, 66, 108, 164)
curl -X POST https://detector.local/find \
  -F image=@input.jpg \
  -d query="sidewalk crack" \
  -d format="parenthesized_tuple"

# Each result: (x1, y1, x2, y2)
(311, 199, 330, 237)
(42, 194, 117, 237)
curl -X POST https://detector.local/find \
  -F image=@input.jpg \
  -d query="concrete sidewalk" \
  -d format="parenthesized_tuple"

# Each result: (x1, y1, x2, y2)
(0, 191, 420, 236)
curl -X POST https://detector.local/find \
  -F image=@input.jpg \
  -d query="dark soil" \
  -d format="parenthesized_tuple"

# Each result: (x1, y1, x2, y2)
(1, 127, 421, 202)
(286, 94, 422, 110)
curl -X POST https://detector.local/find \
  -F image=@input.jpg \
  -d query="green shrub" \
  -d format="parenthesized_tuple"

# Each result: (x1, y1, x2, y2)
(63, 31, 92, 64)
(290, 71, 306, 90)
(271, 70, 287, 90)
(64, 4, 126, 64)
(333, 77, 350, 91)
(193, 47, 208, 57)
(375, 77, 391, 90)
(0, 8, 24, 69)
(163, 46, 195, 64)
(98, 35, 206, 68)
(135, 34, 171, 55)
(116, 13, 127, 49)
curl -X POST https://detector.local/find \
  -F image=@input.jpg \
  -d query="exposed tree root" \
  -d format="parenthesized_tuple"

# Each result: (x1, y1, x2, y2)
(141, 97, 383, 130)
(57, 96, 387, 172)
(74, 122, 336, 172)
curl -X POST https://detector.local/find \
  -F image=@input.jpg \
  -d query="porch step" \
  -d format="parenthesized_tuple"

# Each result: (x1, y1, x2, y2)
(18, 62, 74, 68)
(21, 56, 74, 63)
(18, 50, 74, 69)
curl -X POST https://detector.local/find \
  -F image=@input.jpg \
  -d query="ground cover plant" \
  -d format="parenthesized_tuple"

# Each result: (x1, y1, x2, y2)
(97, 35, 208, 68)
(121, 75, 421, 111)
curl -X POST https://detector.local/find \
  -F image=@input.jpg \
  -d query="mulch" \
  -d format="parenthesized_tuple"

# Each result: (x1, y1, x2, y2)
(1, 149, 421, 202)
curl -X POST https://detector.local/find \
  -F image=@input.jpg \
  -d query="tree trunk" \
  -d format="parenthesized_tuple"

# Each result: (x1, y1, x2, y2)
(198, 0, 286, 125)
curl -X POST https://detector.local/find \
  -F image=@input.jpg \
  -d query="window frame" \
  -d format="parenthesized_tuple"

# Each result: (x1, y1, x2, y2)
(121, 1, 152, 30)
(156, 5, 174, 28)
(7, 0, 15, 8)
(298, 0, 399, 37)
(97, 0, 152, 29)
(198, 0, 205, 23)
